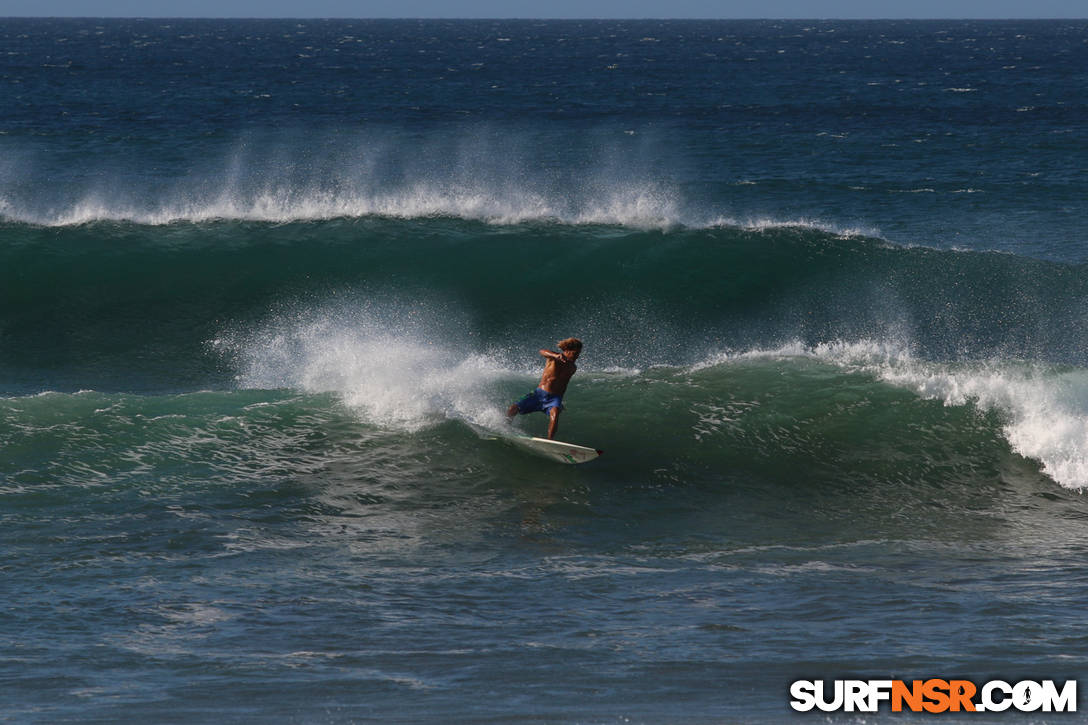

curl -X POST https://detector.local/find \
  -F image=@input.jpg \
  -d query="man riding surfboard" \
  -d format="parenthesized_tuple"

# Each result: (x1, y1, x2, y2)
(506, 337, 582, 440)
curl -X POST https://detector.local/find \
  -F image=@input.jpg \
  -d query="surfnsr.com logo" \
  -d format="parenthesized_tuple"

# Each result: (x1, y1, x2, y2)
(790, 679, 1077, 713)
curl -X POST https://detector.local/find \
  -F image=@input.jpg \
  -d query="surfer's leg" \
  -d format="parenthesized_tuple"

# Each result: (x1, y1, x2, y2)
(547, 407, 560, 439)
(507, 403, 519, 417)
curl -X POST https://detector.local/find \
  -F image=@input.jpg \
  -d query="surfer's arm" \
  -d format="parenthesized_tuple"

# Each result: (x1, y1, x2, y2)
(539, 349, 562, 360)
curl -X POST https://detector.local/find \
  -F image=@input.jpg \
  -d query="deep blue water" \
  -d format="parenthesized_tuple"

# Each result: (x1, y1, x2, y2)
(2, 18, 1088, 723)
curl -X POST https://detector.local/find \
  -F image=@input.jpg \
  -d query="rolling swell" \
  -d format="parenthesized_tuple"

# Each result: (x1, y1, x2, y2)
(1, 217, 1085, 389)
(2, 215, 1084, 488)
(0, 357, 1042, 509)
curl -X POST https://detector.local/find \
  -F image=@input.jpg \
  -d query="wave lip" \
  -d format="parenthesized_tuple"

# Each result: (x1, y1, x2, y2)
(882, 362, 1088, 491)
(1, 128, 697, 229)
(1, 183, 687, 229)
(0, 129, 873, 235)
(738, 339, 1088, 491)
(0, 188, 880, 240)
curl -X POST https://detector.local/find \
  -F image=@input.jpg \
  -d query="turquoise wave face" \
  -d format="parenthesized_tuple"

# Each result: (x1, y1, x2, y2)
(1, 217, 1085, 395)
(0, 362, 1016, 497)
(3, 348, 1082, 490)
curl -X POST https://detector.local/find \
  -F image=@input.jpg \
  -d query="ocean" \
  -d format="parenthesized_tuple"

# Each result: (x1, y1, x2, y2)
(2, 17, 1087, 723)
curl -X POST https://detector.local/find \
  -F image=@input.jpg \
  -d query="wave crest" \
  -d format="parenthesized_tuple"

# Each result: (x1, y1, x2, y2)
(3, 180, 687, 229)
(0, 128, 870, 235)
(718, 340, 1088, 491)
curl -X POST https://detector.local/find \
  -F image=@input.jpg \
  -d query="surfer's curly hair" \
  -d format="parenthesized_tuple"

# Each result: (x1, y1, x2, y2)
(557, 337, 583, 352)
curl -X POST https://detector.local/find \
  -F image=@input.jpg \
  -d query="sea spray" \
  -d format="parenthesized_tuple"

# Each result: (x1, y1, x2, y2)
(0, 127, 686, 228)
(214, 297, 520, 432)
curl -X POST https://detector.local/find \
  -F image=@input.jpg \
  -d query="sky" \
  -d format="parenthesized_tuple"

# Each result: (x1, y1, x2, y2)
(1, 0, 1085, 18)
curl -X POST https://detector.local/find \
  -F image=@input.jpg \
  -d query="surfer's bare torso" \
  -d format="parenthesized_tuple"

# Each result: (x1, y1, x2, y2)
(537, 348, 578, 396)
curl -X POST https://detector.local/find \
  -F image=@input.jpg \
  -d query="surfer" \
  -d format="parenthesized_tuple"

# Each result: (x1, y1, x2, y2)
(507, 337, 582, 440)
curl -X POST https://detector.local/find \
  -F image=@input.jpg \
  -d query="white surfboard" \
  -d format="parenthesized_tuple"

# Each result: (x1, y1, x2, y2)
(468, 423, 602, 464)
(509, 435, 603, 464)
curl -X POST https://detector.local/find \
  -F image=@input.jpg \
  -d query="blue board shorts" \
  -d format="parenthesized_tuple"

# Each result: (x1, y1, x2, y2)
(513, 387, 564, 415)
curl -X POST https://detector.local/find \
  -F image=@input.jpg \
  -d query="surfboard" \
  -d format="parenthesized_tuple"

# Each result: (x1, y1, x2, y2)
(509, 435, 603, 465)
(468, 423, 602, 464)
